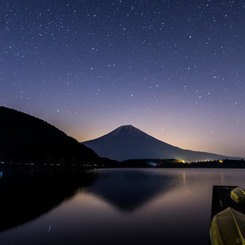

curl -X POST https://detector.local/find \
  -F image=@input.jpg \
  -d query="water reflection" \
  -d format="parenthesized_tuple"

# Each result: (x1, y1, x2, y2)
(0, 168, 96, 232)
(88, 169, 181, 212)
(1, 168, 245, 245)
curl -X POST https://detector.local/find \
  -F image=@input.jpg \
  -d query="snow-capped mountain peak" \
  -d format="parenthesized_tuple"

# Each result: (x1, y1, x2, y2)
(110, 125, 145, 137)
(83, 125, 228, 162)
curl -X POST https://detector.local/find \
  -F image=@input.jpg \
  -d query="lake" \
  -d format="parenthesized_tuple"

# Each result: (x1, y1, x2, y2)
(0, 167, 245, 245)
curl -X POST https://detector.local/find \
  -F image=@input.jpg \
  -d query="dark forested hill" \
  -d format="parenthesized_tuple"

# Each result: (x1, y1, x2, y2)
(0, 106, 98, 165)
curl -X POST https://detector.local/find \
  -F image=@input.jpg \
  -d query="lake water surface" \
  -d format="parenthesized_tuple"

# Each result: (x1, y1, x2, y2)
(1, 168, 245, 245)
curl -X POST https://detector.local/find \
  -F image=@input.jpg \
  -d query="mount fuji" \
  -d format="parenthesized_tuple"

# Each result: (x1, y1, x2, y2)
(83, 125, 229, 162)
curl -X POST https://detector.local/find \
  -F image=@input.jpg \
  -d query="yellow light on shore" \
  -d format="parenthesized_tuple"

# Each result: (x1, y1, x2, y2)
(177, 159, 186, 164)
(219, 160, 223, 163)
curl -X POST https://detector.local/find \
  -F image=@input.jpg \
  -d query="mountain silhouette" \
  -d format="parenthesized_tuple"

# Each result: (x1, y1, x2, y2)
(0, 106, 98, 165)
(83, 125, 229, 162)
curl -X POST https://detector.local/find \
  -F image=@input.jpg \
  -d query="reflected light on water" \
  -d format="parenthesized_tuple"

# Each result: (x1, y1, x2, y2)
(182, 170, 186, 184)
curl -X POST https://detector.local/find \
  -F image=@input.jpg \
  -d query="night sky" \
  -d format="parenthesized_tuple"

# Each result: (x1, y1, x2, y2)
(1, 0, 245, 158)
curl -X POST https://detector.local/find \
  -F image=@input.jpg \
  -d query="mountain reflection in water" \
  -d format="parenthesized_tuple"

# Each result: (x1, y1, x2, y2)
(0, 167, 96, 232)
(0, 168, 180, 234)
(88, 169, 180, 212)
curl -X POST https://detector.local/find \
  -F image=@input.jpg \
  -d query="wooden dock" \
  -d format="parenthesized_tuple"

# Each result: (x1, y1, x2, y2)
(210, 185, 245, 218)
(209, 185, 245, 245)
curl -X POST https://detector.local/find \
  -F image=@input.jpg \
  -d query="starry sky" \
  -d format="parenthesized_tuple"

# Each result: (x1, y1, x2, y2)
(1, 0, 245, 158)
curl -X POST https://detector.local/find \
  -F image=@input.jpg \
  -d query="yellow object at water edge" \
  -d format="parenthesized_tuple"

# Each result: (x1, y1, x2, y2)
(210, 207, 245, 245)
(230, 187, 245, 204)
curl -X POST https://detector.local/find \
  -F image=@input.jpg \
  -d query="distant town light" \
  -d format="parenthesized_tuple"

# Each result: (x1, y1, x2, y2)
(177, 159, 186, 164)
